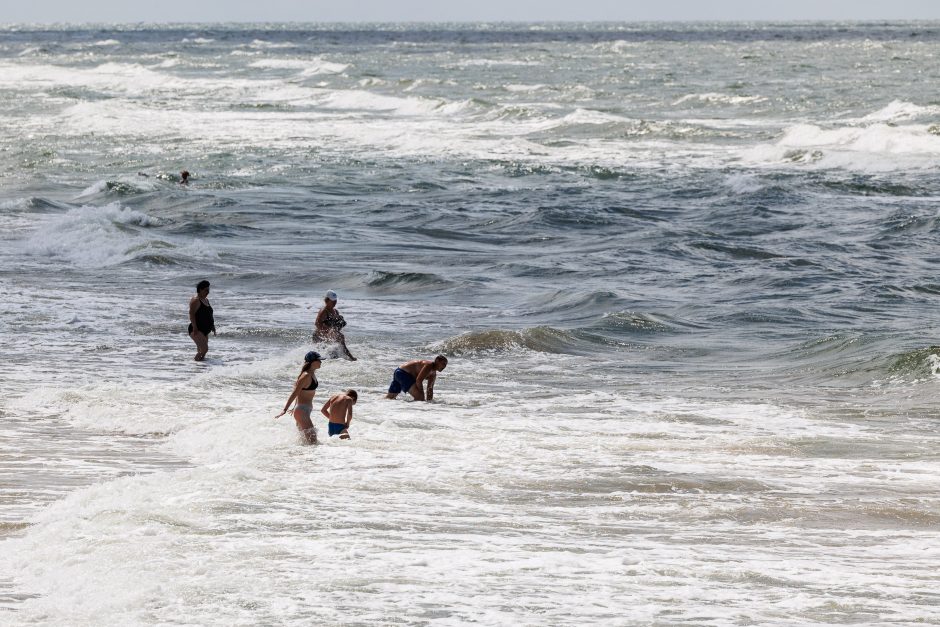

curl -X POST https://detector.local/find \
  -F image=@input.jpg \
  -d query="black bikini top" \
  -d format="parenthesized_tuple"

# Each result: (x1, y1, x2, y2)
(304, 375, 319, 391)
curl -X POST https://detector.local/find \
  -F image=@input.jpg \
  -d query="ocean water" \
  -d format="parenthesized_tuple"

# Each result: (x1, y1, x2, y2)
(1, 22, 940, 625)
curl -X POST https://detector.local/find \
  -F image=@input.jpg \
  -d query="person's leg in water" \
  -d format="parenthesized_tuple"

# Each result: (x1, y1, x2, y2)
(337, 332, 357, 361)
(293, 405, 318, 444)
(190, 329, 209, 361)
(385, 368, 415, 399)
(328, 421, 350, 439)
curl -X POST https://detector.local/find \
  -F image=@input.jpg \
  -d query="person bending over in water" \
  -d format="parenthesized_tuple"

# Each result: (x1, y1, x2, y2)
(188, 280, 215, 361)
(314, 289, 356, 361)
(321, 389, 357, 439)
(385, 355, 448, 402)
(275, 351, 322, 444)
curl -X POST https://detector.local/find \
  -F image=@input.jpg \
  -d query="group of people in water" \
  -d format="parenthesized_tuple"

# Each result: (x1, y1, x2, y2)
(187, 280, 448, 443)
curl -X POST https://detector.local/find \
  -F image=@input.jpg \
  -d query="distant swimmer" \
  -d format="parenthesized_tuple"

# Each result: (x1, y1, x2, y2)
(187, 280, 215, 361)
(321, 389, 357, 439)
(275, 351, 323, 444)
(385, 355, 448, 402)
(314, 289, 356, 361)
(180, 170, 190, 185)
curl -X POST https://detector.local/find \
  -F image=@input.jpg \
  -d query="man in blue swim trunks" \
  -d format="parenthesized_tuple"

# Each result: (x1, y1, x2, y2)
(385, 355, 448, 401)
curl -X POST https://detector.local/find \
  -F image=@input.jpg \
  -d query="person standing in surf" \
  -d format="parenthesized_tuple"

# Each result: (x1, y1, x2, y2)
(320, 389, 357, 439)
(275, 351, 323, 444)
(188, 280, 215, 361)
(385, 355, 448, 402)
(314, 290, 356, 361)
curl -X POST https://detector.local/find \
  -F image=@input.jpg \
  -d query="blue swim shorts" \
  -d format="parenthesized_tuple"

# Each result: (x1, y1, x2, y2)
(388, 367, 416, 395)
(328, 422, 347, 437)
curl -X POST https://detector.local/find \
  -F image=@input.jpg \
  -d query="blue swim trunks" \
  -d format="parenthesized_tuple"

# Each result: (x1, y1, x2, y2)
(388, 367, 416, 395)
(328, 422, 346, 437)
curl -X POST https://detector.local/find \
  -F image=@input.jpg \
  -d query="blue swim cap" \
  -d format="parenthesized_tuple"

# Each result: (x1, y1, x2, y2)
(304, 351, 322, 363)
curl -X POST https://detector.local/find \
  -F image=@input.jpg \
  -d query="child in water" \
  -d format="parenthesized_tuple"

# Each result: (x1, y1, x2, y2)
(321, 390, 357, 439)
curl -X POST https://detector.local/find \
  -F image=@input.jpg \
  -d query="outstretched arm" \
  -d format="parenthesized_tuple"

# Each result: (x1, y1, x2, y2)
(276, 375, 306, 418)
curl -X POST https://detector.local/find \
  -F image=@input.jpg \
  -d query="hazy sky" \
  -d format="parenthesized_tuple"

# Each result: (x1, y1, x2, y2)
(5, 0, 940, 24)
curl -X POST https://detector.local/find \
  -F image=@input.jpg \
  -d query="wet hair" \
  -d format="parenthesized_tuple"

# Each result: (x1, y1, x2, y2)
(434, 355, 448, 369)
(346, 389, 358, 401)
(196, 280, 210, 291)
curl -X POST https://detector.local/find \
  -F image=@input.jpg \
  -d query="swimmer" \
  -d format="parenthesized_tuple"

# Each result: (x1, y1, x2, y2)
(180, 170, 190, 185)
(187, 280, 215, 361)
(314, 289, 356, 360)
(384, 355, 448, 402)
(321, 389, 357, 439)
(275, 351, 322, 444)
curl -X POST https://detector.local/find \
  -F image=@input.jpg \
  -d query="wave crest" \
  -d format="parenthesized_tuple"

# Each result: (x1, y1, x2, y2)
(431, 327, 577, 355)
(366, 270, 452, 293)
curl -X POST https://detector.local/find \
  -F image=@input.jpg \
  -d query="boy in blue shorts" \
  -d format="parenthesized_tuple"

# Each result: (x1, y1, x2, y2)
(321, 389, 357, 439)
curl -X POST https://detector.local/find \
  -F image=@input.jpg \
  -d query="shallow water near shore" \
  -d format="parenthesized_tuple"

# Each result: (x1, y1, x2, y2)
(1, 22, 940, 625)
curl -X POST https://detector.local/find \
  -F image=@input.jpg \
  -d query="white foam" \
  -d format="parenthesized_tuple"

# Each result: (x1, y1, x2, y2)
(673, 92, 767, 106)
(18, 202, 218, 269)
(4, 358, 938, 624)
(860, 99, 940, 123)
(249, 58, 349, 75)
(504, 84, 547, 93)
(248, 39, 297, 49)
(741, 122, 940, 172)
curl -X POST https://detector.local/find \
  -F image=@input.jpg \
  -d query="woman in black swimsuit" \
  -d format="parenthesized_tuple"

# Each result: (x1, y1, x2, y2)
(188, 280, 215, 361)
(275, 351, 322, 444)
(314, 289, 356, 361)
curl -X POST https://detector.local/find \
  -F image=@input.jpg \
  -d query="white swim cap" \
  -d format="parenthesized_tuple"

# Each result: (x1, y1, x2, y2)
(325, 290, 338, 301)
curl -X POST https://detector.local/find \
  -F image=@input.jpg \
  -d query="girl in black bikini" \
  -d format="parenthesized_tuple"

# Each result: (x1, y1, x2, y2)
(275, 351, 322, 444)
(188, 280, 215, 361)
